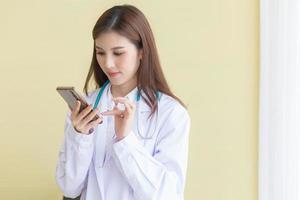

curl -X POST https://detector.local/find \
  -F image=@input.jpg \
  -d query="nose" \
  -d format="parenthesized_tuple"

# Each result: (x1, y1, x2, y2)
(103, 55, 115, 69)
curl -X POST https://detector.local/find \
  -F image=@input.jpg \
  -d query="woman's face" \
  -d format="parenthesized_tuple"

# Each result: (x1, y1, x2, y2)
(95, 31, 142, 86)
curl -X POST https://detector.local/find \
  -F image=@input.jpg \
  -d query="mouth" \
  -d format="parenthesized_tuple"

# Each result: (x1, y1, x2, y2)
(108, 72, 121, 77)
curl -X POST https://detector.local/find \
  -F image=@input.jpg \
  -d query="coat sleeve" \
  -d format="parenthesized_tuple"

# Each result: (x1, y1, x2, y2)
(55, 110, 95, 198)
(111, 102, 191, 200)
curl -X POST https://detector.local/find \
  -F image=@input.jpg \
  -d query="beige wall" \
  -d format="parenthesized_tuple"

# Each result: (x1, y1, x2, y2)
(0, 0, 258, 199)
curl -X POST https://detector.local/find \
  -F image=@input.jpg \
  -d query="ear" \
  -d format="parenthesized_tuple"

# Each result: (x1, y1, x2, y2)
(138, 49, 143, 60)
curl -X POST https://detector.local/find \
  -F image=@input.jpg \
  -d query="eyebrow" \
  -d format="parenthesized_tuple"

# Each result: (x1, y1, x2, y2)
(95, 45, 125, 50)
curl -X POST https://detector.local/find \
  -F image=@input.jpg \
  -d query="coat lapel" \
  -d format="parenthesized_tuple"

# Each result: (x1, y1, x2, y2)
(93, 85, 109, 168)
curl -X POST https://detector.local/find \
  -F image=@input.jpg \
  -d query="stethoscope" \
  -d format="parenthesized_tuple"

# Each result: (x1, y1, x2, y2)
(93, 80, 160, 140)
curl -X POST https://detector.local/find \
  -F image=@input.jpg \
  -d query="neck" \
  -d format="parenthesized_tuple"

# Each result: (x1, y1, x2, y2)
(111, 77, 137, 97)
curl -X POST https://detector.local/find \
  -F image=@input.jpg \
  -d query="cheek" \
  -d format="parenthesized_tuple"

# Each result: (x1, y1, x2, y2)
(96, 56, 103, 66)
(118, 55, 139, 70)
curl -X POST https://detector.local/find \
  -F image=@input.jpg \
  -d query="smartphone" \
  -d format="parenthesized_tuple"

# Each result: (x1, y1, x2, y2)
(56, 86, 101, 122)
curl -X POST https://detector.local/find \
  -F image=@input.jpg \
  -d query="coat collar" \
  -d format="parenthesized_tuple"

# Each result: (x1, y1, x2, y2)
(104, 83, 152, 113)
(88, 83, 154, 113)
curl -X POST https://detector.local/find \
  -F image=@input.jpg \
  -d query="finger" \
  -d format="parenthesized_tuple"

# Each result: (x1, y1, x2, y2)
(114, 104, 126, 118)
(114, 104, 126, 119)
(77, 104, 93, 121)
(115, 102, 126, 111)
(73, 125, 83, 134)
(101, 104, 124, 116)
(82, 108, 100, 126)
(113, 98, 135, 111)
(123, 101, 134, 115)
(101, 110, 122, 116)
(86, 117, 103, 130)
(123, 97, 135, 107)
(126, 101, 135, 109)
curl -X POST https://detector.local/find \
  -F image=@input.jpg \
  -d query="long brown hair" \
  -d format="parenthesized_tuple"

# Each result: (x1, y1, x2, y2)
(84, 4, 185, 115)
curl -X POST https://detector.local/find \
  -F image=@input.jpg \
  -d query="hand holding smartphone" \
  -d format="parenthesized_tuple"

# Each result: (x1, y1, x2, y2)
(56, 87, 103, 134)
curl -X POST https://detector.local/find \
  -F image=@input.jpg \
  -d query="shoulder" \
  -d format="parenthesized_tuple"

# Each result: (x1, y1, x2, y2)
(155, 93, 191, 140)
(158, 93, 190, 122)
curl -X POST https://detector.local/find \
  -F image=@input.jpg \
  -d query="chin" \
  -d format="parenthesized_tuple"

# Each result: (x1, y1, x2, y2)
(109, 78, 126, 86)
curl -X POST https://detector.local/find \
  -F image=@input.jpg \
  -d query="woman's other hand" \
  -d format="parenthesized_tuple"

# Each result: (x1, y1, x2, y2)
(101, 97, 136, 141)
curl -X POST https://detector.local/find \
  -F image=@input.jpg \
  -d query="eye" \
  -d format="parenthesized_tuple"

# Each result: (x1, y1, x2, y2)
(114, 52, 124, 56)
(96, 52, 105, 55)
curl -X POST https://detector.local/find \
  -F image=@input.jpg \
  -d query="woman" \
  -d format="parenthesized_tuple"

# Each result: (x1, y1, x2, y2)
(56, 4, 191, 200)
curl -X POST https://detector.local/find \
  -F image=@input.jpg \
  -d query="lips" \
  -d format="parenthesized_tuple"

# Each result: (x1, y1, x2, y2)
(108, 72, 121, 77)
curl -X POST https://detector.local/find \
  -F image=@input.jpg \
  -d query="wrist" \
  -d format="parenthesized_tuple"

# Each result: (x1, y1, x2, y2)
(116, 135, 125, 141)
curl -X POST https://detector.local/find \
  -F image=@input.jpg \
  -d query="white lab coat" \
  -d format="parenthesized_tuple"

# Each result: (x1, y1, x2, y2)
(55, 84, 191, 200)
